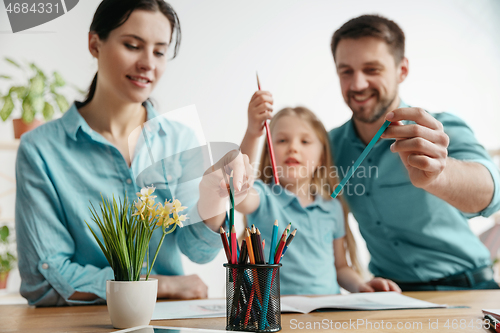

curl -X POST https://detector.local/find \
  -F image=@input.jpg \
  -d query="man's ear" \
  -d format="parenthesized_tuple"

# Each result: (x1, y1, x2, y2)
(88, 32, 101, 58)
(397, 57, 409, 83)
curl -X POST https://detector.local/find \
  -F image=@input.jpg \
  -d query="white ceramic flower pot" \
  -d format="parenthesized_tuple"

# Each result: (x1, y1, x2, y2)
(106, 278, 158, 329)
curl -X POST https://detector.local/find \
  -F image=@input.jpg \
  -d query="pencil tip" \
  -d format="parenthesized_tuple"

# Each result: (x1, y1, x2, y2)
(274, 219, 278, 225)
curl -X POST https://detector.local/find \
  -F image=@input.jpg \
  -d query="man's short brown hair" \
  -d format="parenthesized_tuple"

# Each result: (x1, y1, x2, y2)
(331, 15, 405, 64)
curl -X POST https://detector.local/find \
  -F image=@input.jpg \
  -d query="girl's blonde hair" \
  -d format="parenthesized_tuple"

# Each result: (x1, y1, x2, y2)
(257, 107, 362, 274)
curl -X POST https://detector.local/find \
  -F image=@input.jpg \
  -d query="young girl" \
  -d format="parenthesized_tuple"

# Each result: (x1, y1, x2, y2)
(237, 91, 401, 295)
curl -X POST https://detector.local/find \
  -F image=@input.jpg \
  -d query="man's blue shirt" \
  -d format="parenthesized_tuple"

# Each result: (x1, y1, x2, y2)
(329, 101, 500, 282)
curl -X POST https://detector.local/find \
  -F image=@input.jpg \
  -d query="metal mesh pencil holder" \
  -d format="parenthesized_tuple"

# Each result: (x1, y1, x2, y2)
(224, 263, 282, 332)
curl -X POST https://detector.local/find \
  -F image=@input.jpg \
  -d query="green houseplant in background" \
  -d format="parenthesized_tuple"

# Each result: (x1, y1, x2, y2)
(0, 57, 77, 138)
(0, 225, 16, 290)
(86, 187, 187, 329)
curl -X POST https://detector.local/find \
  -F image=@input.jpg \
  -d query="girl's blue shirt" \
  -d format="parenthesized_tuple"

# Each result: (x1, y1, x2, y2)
(247, 179, 345, 295)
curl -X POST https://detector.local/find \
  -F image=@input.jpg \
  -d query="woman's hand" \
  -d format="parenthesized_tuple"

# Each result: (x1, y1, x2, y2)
(154, 274, 208, 299)
(246, 91, 273, 139)
(198, 150, 254, 231)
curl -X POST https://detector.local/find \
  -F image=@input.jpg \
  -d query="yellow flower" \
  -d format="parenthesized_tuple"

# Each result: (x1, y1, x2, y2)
(154, 200, 187, 228)
(173, 212, 186, 228)
(132, 200, 146, 217)
(136, 186, 157, 205)
(171, 199, 187, 214)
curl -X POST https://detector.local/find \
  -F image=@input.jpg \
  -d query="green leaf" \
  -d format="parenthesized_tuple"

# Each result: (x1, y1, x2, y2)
(0, 95, 14, 121)
(0, 226, 9, 242)
(31, 95, 44, 114)
(53, 72, 65, 87)
(49, 82, 56, 94)
(29, 75, 45, 96)
(5, 58, 20, 68)
(0, 75, 11, 80)
(9, 86, 26, 98)
(42, 102, 54, 121)
(29, 63, 46, 80)
(22, 98, 35, 123)
(54, 93, 69, 113)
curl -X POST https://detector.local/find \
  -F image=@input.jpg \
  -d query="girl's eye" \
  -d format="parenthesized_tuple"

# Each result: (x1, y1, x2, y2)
(154, 51, 165, 57)
(277, 139, 286, 143)
(302, 140, 309, 144)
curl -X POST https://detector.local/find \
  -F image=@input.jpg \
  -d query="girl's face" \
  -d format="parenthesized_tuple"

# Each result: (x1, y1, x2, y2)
(90, 10, 172, 104)
(271, 115, 324, 186)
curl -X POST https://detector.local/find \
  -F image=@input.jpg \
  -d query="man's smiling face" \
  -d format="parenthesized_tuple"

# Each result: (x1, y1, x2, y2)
(335, 36, 406, 123)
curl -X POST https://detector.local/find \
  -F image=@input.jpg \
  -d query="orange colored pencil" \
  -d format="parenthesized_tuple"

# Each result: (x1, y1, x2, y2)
(245, 229, 255, 264)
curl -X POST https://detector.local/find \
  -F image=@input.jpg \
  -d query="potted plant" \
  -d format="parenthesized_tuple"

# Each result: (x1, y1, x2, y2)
(0, 225, 16, 290)
(86, 187, 187, 329)
(0, 58, 76, 139)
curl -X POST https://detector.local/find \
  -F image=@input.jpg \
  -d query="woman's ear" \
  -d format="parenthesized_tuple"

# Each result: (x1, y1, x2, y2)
(88, 32, 101, 59)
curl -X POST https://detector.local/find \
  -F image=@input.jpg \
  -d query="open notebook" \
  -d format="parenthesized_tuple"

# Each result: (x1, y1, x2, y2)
(152, 292, 446, 320)
(281, 292, 446, 313)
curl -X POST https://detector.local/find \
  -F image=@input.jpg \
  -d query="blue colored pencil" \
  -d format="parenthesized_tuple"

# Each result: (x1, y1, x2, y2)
(268, 220, 278, 264)
(331, 120, 391, 198)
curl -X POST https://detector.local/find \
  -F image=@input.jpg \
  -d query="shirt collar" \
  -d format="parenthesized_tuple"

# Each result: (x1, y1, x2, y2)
(62, 100, 165, 142)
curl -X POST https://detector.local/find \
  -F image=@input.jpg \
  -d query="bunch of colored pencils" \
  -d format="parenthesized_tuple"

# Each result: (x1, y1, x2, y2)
(220, 218, 297, 331)
(220, 221, 297, 266)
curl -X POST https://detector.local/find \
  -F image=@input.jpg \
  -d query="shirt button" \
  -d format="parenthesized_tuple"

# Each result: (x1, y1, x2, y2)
(42, 263, 49, 269)
(367, 158, 372, 163)
(366, 192, 370, 197)
(394, 241, 399, 246)
(414, 263, 419, 268)
(126, 179, 132, 184)
(376, 221, 381, 225)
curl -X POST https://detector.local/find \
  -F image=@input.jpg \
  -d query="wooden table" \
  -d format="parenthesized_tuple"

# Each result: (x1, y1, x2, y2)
(1, 290, 498, 332)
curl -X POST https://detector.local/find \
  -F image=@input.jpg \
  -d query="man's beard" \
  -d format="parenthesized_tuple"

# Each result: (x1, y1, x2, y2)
(349, 89, 397, 124)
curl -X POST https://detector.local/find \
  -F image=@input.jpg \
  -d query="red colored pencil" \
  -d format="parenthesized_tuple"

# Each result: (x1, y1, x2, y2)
(220, 226, 231, 263)
(256, 72, 279, 185)
(231, 225, 237, 264)
(274, 232, 288, 264)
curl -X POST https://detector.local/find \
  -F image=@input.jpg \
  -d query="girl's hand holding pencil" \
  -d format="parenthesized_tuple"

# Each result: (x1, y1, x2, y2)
(246, 90, 274, 138)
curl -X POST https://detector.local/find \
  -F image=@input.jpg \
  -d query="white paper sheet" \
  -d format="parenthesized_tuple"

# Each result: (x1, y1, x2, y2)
(152, 299, 226, 320)
(151, 293, 446, 320)
(483, 309, 500, 320)
(281, 292, 446, 313)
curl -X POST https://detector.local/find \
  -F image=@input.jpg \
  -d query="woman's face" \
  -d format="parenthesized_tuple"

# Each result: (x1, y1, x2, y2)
(91, 10, 172, 104)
